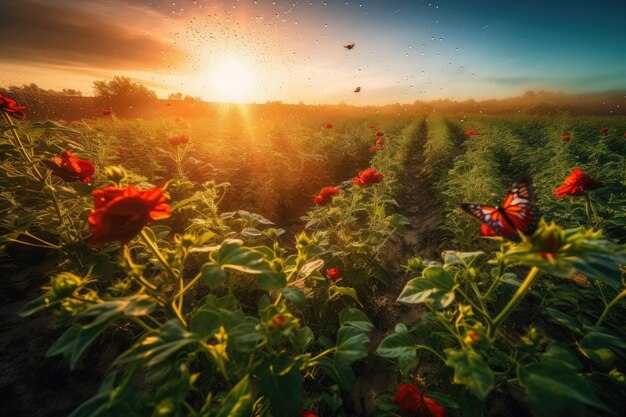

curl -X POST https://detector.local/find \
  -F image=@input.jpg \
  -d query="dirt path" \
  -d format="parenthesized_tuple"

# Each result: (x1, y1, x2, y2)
(351, 118, 448, 415)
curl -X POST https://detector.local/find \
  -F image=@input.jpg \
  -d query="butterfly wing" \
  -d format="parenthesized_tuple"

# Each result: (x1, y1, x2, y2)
(344, 43, 355, 50)
(460, 203, 519, 240)
(500, 178, 538, 236)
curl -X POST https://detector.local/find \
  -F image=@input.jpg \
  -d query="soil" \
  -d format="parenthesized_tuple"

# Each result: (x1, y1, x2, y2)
(350, 119, 447, 415)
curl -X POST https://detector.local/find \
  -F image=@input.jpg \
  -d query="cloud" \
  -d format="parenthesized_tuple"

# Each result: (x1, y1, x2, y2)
(0, 0, 184, 70)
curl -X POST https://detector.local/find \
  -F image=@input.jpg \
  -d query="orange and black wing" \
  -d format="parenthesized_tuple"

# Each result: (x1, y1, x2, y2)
(500, 178, 538, 236)
(460, 203, 519, 240)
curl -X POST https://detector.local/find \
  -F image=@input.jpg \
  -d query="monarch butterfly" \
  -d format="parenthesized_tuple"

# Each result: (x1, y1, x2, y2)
(460, 178, 538, 241)
(354, 86, 361, 93)
(344, 43, 355, 50)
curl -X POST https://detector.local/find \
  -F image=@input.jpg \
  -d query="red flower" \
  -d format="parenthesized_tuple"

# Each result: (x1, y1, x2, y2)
(301, 410, 319, 417)
(354, 86, 361, 93)
(314, 186, 340, 206)
(480, 224, 498, 237)
(270, 314, 287, 328)
(370, 145, 381, 152)
(368, 124, 376, 129)
(376, 138, 385, 145)
(0, 93, 27, 119)
(169, 133, 189, 146)
(375, 131, 385, 137)
(623, 132, 626, 138)
(323, 122, 333, 129)
(553, 168, 603, 197)
(561, 132, 571, 142)
(118, 146, 126, 155)
(599, 127, 608, 134)
(391, 384, 447, 417)
(465, 128, 475, 136)
(326, 267, 341, 283)
(43, 150, 95, 183)
(101, 108, 115, 116)
(353, 167, 384, 187)
(88, 185, 172, 246)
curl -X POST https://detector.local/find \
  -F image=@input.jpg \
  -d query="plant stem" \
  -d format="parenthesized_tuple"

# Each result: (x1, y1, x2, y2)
(139, 230, 178, 281)
(583, 193, 593, 225)
(2, 112, 44, 180)
(596, 287, 626, 326)
(415, 345, 447, 363)
(491, 267, 540, 336)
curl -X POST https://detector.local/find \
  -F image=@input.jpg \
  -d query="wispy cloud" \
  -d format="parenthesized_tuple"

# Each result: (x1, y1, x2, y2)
(0, 0, 183, 69)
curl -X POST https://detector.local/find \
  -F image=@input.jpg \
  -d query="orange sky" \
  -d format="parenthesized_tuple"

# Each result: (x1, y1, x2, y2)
(1, 0, 625, 105)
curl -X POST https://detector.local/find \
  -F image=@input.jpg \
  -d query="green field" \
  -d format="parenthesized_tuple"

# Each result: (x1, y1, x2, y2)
(2, 103, 626, 417)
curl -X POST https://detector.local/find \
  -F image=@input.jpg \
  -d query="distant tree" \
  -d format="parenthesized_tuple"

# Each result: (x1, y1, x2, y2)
(168, 92, 183, 100)
(93, 76, 157, 113)
(61, 88, 82, 97)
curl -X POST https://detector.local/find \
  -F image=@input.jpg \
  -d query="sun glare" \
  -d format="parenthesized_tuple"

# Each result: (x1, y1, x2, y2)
(211, 57, 256, 103)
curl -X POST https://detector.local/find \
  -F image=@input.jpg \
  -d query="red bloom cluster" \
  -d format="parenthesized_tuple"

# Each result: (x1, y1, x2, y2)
(326, 267, 341, 283)
(375, 131, 385, 137)
(88, 185, 172, 246)
(118, 146, 126, 155)
(376, 138, 385, 145)
(43, 150, 95, 183)
(553, 168, 603, 197)
(599, 127, 608, 134)
(0, 93, 27, 119)
(623, 132, 626, 138)
(561, 132, 571, 142)
(353, 168, 384, 187)
(370, 145, 381, 152)
(391, 384, 447, 417)
(314, 186, 340, 206)
(301, 410, 319, 417)
(465, 128, 481, 136)
(169, 133, 189, 146)
(323, 122, 333, 129)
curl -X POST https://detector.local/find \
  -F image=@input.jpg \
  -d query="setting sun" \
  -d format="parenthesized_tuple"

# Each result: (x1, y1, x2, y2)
(210, 57, 255, 103)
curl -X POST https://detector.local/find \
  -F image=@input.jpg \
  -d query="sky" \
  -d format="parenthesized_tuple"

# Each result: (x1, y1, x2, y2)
(0, 0, 625, 104)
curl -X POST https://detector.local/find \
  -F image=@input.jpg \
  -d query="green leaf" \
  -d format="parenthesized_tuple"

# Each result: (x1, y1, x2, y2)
(32, 120, 80, 135)
(46, 296, 156, 369)
(444, 348, 494, 400)
(397, 266, 455, 309)
(330, 285, 362, 306)
(300, 259, 325, 278)
(518, 362, 608, 417)
(443, 251, 484, 266)
(116, 320, 198, 367)
(18, 291, 60, 316)
(335, 326, 369, 367)
(255, 356, 303, 417)
(541, 345, 582, 371)
(280, 286, 307, 307)
(200, 263, 227, 288)
(294, 326, 315, 351)
(216, 375, 254, 417)
(339, 308, 374, 332)
(376, 327, 415, 359)
(210, 239, 268, 274)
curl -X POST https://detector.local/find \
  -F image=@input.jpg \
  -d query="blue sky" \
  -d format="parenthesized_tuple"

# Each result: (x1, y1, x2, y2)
(0, 0, 624, 103)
